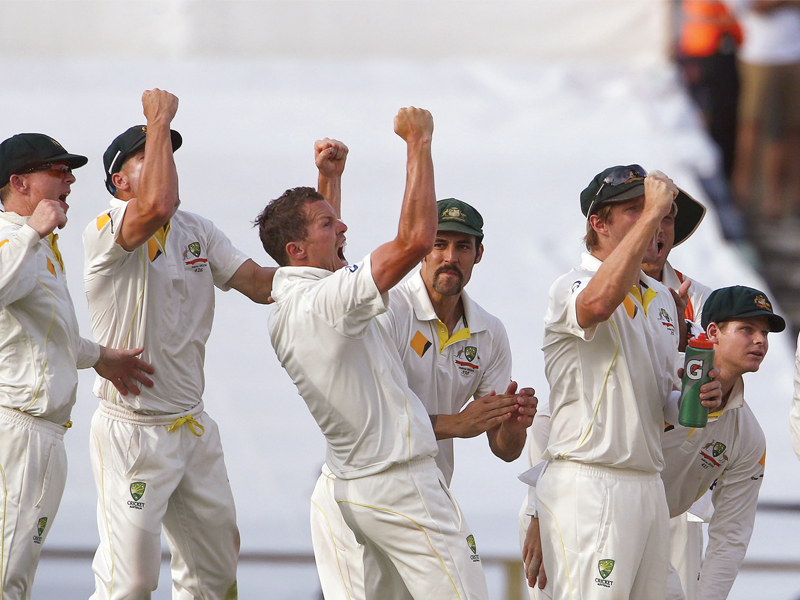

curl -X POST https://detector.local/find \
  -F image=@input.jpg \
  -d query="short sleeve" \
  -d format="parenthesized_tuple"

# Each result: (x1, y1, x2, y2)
(306, 254, 387, 338)
(83, 204, 132, 277)
(377, 288, 407, 353)
(474, 318, 512, 399)
(544, 274, 597, 341)
(201, 220, 249, 290)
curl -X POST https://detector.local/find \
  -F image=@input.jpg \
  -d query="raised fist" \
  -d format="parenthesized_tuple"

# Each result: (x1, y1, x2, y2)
(142, 88, 179, 124)
(644, 171, 678, 219)
(394, 107, 434, 143)
(315, 138, 349, 178)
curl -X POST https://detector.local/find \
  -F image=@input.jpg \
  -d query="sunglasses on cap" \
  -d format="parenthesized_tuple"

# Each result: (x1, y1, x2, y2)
(586, 164, 647, 218)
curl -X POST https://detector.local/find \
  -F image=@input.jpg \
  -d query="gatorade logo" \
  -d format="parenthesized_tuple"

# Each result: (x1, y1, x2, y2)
(686, 359, 704, 380)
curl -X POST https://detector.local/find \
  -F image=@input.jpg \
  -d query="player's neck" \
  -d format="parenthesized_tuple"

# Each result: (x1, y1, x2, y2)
(714, 367, 741, 410)
(430, 293, 464, 337)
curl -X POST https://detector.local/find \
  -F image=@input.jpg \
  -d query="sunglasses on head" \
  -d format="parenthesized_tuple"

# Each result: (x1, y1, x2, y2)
(586, 164, 647, 218)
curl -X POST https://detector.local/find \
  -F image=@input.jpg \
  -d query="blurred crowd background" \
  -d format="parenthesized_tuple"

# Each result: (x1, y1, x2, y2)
(672, 0, 800, 333)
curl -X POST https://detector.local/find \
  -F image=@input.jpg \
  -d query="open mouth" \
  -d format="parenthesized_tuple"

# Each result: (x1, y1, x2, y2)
(337, 240, 346, 262)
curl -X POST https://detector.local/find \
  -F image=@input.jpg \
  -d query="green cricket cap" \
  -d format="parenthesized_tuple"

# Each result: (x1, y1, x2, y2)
(437, 198, 484, 243)
(702, 285, 786, 333)
(580, 164, 706, 246)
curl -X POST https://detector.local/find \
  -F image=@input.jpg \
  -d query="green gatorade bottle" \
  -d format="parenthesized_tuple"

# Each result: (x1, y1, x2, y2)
(678, 334, 715, 428)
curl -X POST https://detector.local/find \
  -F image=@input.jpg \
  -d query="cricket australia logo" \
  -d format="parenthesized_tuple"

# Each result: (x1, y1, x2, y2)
(700, 440, 729, 469)
(128, 482, 147, 510)
(659, 308, 675, 336)
(33, 517, 47, 544)
(595, 559, 614, 587)
(454, 346, 479, 377)
(442, 207, 467, 222)
(183, 241, 208, 273)
(466, 535, 480, 562)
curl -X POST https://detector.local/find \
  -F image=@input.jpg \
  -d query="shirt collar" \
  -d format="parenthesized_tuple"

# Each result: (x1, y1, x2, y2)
(708, 376, 745, 421)
(0, 210, 30, 226)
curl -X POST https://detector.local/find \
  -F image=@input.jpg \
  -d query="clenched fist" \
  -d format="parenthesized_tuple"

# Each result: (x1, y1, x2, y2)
(394, 107, 434, 143)
(142, 88, 179, 125)
(315, 138, 348, 178)
(28, 198, 68, 237)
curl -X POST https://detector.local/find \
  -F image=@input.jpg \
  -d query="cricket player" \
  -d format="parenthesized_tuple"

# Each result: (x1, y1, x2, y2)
(522, 180, 713, 599)
(83, 89, 275, 600)
(259, 108, 489, 599)
(309, 195, 537, 600)
(534, 165, 720, 599)
(660, 285, 778, 599)
(0, 133, 153, 600)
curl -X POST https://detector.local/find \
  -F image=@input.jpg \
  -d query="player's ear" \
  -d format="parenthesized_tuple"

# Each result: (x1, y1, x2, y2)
(8, 174, 28, 194)
(706, 322, 720, 344)
(474, 243, 484, 265)
(112, 172, 129, 193)
(588, 213, 609, 237)
(285, 241, 306, 262)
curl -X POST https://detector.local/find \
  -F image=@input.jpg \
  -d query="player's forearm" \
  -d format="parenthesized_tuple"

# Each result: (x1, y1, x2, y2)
(432, 413, 460, 440)
(228, 260, 276, 304)
(488, 425, 526, 462)
(318, 174, 342, 218)
(395, 137, 436, 259)
(578, 211, 661, 326)
(138, 120, 179, 222)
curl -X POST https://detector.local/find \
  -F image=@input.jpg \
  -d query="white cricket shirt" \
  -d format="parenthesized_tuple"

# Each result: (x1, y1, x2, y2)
(0, 211, 100, 425)
(661, 378, 765, 600)
(377, 271, 512, 484)
(268, 255, 438, 480)
(542, 253, 680, 473)
(83, 200, 248, 414)
(661, 261, 712, 326)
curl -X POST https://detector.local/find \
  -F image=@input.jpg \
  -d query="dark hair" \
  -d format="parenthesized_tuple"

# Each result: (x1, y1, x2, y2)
(255, 186, 325, 266)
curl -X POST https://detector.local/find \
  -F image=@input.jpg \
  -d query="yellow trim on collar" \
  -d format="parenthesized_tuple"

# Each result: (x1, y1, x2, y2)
(629, 284, 658, 317)
(436, 319, 471, 352)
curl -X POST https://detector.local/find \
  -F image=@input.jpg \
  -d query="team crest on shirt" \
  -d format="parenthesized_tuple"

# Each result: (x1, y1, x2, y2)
(466, 535, 480, 562)
(183, 241, 209, 273)
(32, 517, 48, 544)
(454, 346, 479, 377)
(596, 559, 615, 587)
(128, 482, 147, 509)
(700, 440, 729, 469)
(658, 308, 675, 335)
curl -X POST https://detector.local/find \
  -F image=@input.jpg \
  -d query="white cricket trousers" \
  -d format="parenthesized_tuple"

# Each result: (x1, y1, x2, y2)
(665, 514, 703, 600)
(334, 457, 489, 600)
(0, 405, 67, 600)
(310, 464, 365, 600)
(537, 461, 669, 600)
(89, 401, 239, 600)
(518, 507, 696, 600)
